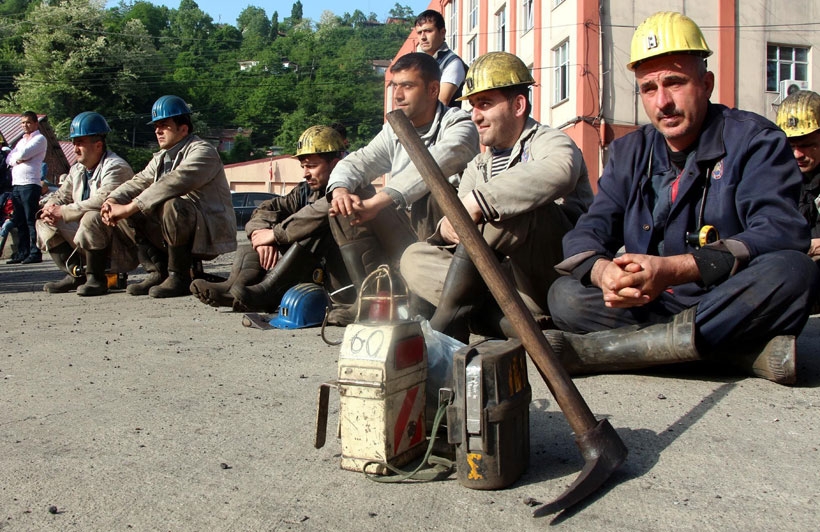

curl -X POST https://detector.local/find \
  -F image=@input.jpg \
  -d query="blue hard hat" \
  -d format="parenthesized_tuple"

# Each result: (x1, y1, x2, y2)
(149, 95, 192, 124)
(270, 283, 331, 329)
(69, 112, 110, 138)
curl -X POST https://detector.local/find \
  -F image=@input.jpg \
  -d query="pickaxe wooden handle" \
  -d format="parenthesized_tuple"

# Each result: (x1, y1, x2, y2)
(388, 110, 627, 515)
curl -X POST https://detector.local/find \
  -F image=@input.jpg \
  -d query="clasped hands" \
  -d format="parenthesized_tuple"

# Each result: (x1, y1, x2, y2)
(591, 253, 698, 308)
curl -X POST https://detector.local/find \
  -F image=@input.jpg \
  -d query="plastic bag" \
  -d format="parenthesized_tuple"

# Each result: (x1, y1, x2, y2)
(419, 319, 464, 430)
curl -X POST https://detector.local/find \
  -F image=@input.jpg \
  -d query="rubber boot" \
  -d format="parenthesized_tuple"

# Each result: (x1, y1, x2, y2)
(429, 244, 488, 344)
(149, 245, 193, 298)
(127, 244, 167, 296)
(76, 249, 109, 297)
(191, 246, 263, 308)
(230, 242, 317, 312)
(722, 335, 797, 385)
(43, 242, 85, 293)
(543, 307, 699, 375)
(325, 236, 387, 326)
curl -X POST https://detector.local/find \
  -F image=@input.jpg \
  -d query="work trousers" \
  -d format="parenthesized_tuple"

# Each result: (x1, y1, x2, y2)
(36, 212, 135, 272)
(401, 202, 572, 315)
(12, 184, 41, 259)
(328, 186, 418, 271)
(547, 250, 820, 355)
(129, 197, 197, 253)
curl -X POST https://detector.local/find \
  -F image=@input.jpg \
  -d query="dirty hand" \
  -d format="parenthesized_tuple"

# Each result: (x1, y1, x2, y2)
(328, 188, 361, 218)
(595, 254, 699, 308)
(101, 200, 137, 227)
(250, 228, 275, 249)
(809, 238, 820, 258)
(256, 244, 278, 271)
(40, 204, 61, 225)
(440, 217, 459, 244)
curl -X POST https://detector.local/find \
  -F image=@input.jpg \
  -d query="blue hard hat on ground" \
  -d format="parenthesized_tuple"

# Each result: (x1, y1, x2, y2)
(270, 283, 331, 329)
(69, 112, 110, 138)
(149, 95, 192, 124)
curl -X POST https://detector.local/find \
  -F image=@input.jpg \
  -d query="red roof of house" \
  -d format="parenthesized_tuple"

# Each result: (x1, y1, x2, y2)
(59, 141, 77, 167)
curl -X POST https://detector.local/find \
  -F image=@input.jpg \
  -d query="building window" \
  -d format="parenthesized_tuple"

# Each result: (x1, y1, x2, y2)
(767, 44, 809, 92)
(553, 40, 570, 105)
(449, 0, 459, 50)
(495, 7, 506, 51)
(522, 0, 534, 32)
(553, 0, 565, 7)
(468, 36, 478, 63)
(469, 0, 478, 30)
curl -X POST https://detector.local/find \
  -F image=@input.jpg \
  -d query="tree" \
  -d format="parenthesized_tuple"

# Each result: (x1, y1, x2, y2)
(2, 0, 158, 132)
(389, 4, 415, 20)
(237, 6, 271, 52)
(290, 1, 303, 22)
(269, 11, 280, 40)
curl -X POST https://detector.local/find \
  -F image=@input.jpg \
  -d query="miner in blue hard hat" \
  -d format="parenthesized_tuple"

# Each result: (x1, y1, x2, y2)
(36, 111, 136, 296)
(101, 95, 237, 298)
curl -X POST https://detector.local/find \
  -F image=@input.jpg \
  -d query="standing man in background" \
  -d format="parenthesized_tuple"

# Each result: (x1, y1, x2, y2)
(5, 111, 47, 264)
(414, 9, 467, 107)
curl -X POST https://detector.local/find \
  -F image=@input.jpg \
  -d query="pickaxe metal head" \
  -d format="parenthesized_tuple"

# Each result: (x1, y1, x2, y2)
(533, 419, 628, 516)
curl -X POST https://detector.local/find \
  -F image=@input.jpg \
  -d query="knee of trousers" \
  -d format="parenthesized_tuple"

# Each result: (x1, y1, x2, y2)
(547, 275, 593, 330)
(35, 219, 60, 250)
(75, 212, 113, 251)
(160, 197, 197, 245)
(749, 249, 820, 300)
(399, 242, 451, 306)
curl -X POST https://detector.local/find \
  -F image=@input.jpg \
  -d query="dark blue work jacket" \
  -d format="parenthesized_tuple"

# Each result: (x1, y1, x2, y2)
(560, 103, 809, 305)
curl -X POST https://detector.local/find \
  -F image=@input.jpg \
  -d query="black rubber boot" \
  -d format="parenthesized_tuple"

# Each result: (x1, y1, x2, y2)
(191, 246, 263, 308)
(721, 335, 797, 385)
(325, 236, 387, 326)
(429, 244, 488, 343)
(43, 243, 85, 293)
(77, 249, 109, 297)
(230, 242, 317, 312)
(149, 245, 193, 298)
(127, 244, 167, 296)
(543, 307, 700, 375)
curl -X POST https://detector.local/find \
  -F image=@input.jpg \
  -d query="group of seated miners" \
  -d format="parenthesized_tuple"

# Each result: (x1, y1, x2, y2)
(23, 12, 820, 385)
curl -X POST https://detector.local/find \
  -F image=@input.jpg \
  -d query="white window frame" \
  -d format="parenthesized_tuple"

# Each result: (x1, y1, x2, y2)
(522, 0, 534, 32)
(553, 0, 565, 7)
(553, 40, 570, 105)
(495, 7, 506, 52)
(449, 0, 459, 50)
(469, 0, 478, 30)
(467, 36, 478, 64)
(767, 44, 809, 92)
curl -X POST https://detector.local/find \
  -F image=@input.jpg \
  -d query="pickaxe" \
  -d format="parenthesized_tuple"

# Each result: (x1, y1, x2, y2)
(387, 110, 627, 516)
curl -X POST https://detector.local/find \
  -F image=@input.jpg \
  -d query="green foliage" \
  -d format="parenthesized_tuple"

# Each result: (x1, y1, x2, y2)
(0, 0, 414, 161)
(389, 4, 415, 20)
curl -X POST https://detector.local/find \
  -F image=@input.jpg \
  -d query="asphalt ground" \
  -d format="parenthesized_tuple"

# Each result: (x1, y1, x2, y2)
(1, 245, 819, 531)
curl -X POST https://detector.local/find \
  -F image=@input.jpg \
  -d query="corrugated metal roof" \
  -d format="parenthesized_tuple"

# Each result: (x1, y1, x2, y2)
(0, 114, 25, 146)
(59, 141, 77, 167)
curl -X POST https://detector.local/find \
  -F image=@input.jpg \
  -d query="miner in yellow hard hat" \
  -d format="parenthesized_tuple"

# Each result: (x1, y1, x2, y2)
(400, 51, 593, 341)
(190, 125, 352, 313)
(545, 12, 817, 385)
(777, 90, 820, 268)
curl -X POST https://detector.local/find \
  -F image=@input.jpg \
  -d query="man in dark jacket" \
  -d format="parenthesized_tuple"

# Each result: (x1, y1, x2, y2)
(777, 90, 820, 312)
(190, 125, 350, 312)
(546, 12, 819, 384)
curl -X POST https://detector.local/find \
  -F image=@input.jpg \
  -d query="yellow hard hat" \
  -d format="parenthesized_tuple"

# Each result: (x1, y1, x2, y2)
(458, 52, 535, 101)
(628, 12, 712, 71)
(295, 125, 345, 157)
(776, 90, 820, 138)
